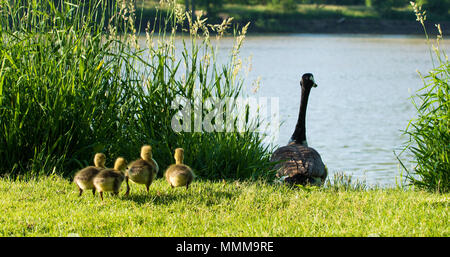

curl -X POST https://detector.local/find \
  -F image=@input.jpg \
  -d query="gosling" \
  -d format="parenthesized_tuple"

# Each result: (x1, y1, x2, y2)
(165, 148, 194, 190)
(74, 153, 106, 197)
(93, 157, 127, 201)
(125, 145, 159, 196)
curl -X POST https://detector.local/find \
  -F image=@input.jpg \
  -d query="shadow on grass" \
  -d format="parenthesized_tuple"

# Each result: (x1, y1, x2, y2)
(419, 200, 449, 209)
(120, 187, 236, 206)
(121, 191, 179, 205)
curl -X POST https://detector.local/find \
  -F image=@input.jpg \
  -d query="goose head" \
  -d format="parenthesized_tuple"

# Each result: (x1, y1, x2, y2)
(301, 73, 318, 89)
(94, 153, 106, 168)
(140, 145, 153, 161)
(174, 148, 184, 164)
(114, 157, 127, 171)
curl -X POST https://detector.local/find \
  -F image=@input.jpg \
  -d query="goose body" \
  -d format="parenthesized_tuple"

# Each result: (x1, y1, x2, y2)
(74, 153, 106, 196)
(165, 148, 194, 189)
(93, 157, 127, 201)
(271, 73, 327, 186)
(271, 144, 327, 185)
(125, 145, 158, 195)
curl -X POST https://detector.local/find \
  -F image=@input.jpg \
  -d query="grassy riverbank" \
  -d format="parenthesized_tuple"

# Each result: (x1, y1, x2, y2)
(0, 176, 448, 236)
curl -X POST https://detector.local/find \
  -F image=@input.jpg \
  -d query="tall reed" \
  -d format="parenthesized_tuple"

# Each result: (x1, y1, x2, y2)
(397, 2, 449, 193)
(0, 0, 274, 180)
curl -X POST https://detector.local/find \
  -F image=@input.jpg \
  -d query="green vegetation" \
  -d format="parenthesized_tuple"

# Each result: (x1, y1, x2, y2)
(0, 0, 272, 179)
(371, 0, 408, 15)
(173, 0, 450, 19)
(135, 0, 449, 34)
(0, 176, 448, 236)
(398, 3, 450, 193)
(416, 0, 450, 15)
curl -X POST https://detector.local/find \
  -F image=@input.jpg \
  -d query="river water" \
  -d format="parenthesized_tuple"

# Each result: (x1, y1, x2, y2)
(226, 34, 447, 187)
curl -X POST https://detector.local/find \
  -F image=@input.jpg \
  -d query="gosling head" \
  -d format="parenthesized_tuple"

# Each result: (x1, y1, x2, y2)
(301, 73, 317, 89)
(174, 148, 184, 165)
(140, 145, 153, 161)
(114, 157, 127, 171)
(94, 153, 106, 168)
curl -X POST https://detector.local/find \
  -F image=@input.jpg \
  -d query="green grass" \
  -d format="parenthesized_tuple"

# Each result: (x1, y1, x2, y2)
(0, 176, 448, 236)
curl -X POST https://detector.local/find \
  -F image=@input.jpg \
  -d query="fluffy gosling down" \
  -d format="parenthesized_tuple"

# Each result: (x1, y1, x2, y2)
(73, 153, 106, 196)
(165, 148, 194, 189)
(93, 157, 127, 201)
(125, 145, 159, 195)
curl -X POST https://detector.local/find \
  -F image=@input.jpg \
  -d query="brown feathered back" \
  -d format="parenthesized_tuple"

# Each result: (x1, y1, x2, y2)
(74, 166, 102, 183)
(93, 157, 127, 191)
(73, 153, 106, 191)
(271, 143, 327, 185)
(164, 148, 194, 189)
(165, 164, 194, 185)
(127, 159, 157, 184)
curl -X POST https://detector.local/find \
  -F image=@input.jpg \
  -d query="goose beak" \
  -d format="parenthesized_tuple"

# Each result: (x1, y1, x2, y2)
(312, 82, 318, 88)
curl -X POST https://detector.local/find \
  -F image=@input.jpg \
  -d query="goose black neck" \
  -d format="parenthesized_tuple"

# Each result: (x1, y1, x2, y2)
(289, 86, 311, 146)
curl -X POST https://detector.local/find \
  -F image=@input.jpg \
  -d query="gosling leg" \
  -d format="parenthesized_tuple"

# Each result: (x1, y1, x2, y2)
(92, 188, 96, 196)
(78, 187, 83, 197)
(99, 191, 104, 201)
(125, 176, 130, 196)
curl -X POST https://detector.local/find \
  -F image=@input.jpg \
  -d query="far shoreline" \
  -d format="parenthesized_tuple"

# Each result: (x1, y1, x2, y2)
(136, 12, 450, 36)
(244, 18, 450, 35)
(216, 18, 450, 35)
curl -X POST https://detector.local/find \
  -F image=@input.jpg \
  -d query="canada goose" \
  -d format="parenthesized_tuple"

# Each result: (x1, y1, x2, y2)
(93, 157, 127, 201)
(74, 153, 106, 196)
(164, 148, 194, 189)
(125, 145, 159, 196)
(270, 73, 327, 186)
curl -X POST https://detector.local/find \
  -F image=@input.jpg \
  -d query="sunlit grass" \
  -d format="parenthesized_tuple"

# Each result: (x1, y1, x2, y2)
(0, 176, 448, 236)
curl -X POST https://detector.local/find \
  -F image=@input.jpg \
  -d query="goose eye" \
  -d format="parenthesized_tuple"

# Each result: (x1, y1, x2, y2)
(309, 76, 314, 82)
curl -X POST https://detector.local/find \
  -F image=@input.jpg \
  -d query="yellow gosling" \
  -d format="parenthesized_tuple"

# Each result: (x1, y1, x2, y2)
(164, 148, 194, 190)
(125, 145, 159, 196)
(93, 157, 127, 201)
(73, 153, 106, 197)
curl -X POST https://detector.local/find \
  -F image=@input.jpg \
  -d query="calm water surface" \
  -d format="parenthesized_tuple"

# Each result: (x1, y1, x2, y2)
(219, 34, 447, 187)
